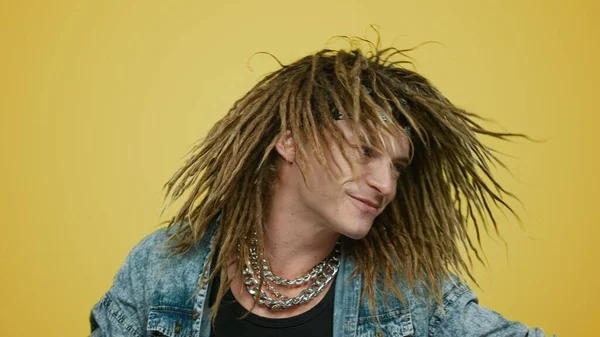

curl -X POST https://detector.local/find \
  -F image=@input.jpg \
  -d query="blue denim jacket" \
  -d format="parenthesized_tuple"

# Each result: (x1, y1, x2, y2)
(90, 223, 552, 337)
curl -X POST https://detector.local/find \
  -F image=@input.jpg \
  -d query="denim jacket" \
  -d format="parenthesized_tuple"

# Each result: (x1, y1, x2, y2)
(90, 222, 552, 337)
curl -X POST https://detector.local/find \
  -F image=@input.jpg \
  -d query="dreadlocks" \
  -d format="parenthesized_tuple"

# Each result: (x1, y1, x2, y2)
(160, 39, 524, 320)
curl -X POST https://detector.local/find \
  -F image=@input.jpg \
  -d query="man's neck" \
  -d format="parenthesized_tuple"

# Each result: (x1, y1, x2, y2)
(225, 178, 341, 319)
(262, 185, 341, 280)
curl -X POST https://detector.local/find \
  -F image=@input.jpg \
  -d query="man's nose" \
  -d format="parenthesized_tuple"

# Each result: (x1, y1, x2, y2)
(365, 159, 396, 197)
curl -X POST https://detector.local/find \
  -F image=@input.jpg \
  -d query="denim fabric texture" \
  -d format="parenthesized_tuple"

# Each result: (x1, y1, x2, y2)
(90, 220, 553, 337)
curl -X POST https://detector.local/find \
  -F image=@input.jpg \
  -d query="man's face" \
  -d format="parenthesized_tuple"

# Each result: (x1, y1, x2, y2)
(285, 121, 411, 240)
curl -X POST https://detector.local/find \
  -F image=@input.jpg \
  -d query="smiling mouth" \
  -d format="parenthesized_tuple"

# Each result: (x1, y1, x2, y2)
(348, 195, 380, 214)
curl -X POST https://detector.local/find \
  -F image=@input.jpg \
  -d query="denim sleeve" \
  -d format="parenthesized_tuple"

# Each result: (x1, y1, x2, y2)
(89, 231, 166, 337)
(428, 280, 554, 337)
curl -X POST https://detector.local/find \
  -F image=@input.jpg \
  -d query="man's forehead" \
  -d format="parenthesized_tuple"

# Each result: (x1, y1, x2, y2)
(335, 120, 411, 155)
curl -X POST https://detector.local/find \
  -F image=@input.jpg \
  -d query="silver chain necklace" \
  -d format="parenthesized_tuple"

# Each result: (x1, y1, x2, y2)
(241, 236, 341, 310)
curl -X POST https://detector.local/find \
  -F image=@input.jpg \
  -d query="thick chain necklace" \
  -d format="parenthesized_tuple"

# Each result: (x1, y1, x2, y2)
(241, 236, 341, 310)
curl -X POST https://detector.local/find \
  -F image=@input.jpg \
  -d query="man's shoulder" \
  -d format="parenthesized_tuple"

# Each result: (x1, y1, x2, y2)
(405, 273, 473, 310)
(124, 227, 175, 264)
(355, 272, 475, 330)
(111, 224, 215, 303)
(122, 224, 215, 272)
(438, 273, 472, 305)
(351, 273, 466, 336)
(91, 225, 215, 337)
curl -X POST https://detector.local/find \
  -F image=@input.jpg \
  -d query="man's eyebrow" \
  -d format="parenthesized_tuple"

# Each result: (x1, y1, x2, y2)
(392, 156, 410, 166)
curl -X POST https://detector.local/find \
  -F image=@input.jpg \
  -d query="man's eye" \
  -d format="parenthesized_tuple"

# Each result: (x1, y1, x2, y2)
(360, 146, 373, 157)
(393, 164, 404, 173)
(392, 164, 408, 175)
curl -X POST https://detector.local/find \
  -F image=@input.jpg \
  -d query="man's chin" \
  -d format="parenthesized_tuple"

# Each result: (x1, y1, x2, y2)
(341, 224, 373, 240)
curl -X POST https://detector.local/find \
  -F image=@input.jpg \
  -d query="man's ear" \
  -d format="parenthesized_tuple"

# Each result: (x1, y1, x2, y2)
(275, 130, 296, 163)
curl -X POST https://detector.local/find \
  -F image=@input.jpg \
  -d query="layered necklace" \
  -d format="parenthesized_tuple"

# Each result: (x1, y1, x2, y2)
(241, 235, 341, 310)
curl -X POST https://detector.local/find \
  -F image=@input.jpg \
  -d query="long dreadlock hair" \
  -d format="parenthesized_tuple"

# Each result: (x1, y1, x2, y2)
(161, 38, 525, 319)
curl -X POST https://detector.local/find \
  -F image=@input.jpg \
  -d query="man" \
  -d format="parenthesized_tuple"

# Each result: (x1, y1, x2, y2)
(90, 43, 553, 336)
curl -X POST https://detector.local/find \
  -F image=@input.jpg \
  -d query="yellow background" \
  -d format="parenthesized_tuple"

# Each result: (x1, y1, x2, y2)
(1, 0, 597, 336)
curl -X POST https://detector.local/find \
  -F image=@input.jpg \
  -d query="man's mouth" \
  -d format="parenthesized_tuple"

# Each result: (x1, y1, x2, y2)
(348, 194, 380, 214)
